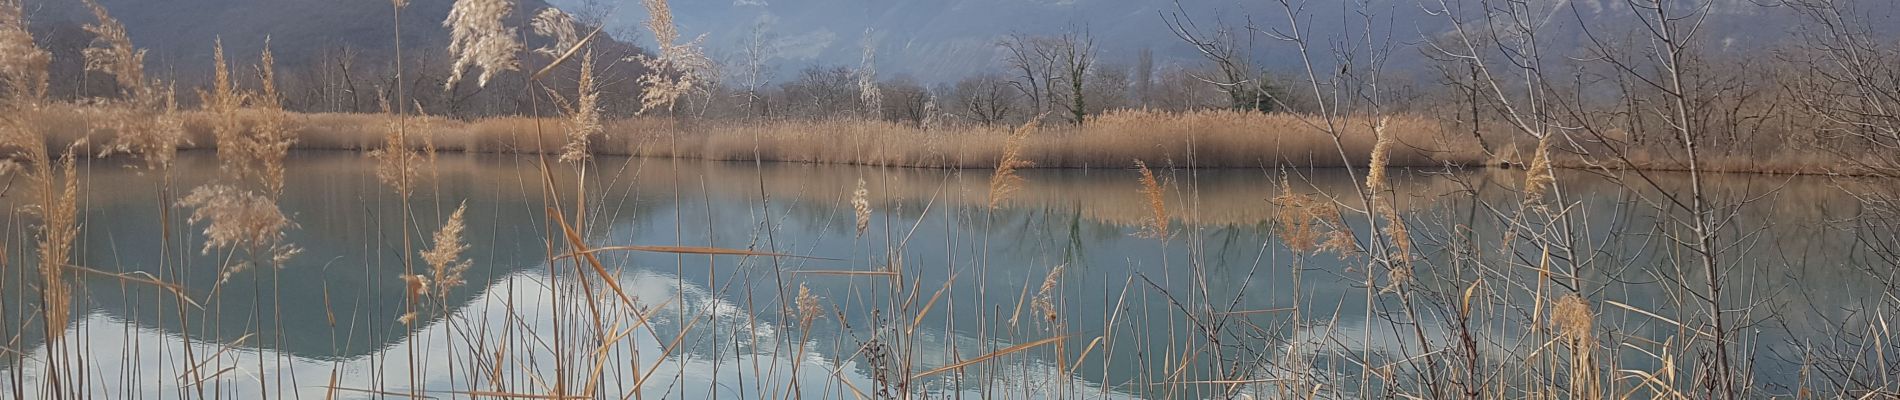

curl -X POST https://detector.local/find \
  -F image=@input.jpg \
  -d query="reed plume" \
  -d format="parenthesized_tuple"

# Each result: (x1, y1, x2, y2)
(100, 84, 184, 170)
(631, 0, 712, 113)
(1133, 160, 1167, 239)
(1380, 204, 1411, 263)
(1365, 118, 1392, 192)
(202, 39, 246, 173)
(530, 8, 579, 58)
(0, 7, 75, 339)
(858, 30, 880, 112)
(553, 52, 600, 163)
(988, 116, 1040, 209)
(252, 42, 293, 195)
(1524, 134, 1555, 205)
(796, 283, 823, 327)
(423, 202, 473, 294)
(178, 185, 301, 283)
(79, 0, 142, 95)
(444, 0, 520, 89)
(1552, 294, 1601, 399)
(0, 0, 48, 100)
(1273, 174, 1354, 255)
(370, 91, 422, 194)
(1029, 264, 1066, 328)
(852, 177, 871, 238)
(31, 151, 80, 341)
(81, 0, 184, 170)
(181, 39, 299, 280)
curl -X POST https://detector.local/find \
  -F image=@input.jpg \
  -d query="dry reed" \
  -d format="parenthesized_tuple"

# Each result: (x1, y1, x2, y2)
(177, 185, 300, 282)
(370, 92, 423, 194)
(81, 0, 183, 170)
(529, 8, 579, 58)
(32, 152, 79, 341)
(631, 0, 711, 113)
(179, 39, 299, 281)
(79, 0, 142, 94)
(1273, 175, 1354, 256)
(988, 117, 1039, 209)
(0, 0, 48, 100)
(1524, 134, 1555, 204)
(1029, 264, 1066, 327)
(1552, 294, 1601, 399)
(423, 202, 473, 295)
(443, 0, 520, 89)
(796, 282, 822, 327)
(852, 177, 871, 238)
(1366, 118, 1393, 192)
(554, 52, 600, 163)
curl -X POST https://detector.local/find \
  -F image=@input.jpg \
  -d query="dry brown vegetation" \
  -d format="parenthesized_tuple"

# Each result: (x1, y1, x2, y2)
(20, 104, 1482, 170)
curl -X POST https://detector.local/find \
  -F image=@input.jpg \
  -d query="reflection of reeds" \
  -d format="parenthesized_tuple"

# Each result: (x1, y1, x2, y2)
(1134, 160, 1167, 239)
(1274, 174, 1353, 256)
(988, 117, 1038, 209)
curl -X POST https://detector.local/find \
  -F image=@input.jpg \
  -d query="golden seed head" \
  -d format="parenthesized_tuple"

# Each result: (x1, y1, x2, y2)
(1552, 294, 1595, 344)
(1524, 134, 1556, 205)
(423, 202, 473, 293)
(444, 0, 521, 89)
(796, 283, 822, 325)
(851, 178, 871, 238)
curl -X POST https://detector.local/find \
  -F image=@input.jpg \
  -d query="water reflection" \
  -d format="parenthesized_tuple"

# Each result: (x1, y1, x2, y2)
(0, 152, 1892, 398)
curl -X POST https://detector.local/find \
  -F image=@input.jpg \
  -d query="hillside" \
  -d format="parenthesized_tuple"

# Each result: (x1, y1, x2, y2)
(565, 0, 1900, 82)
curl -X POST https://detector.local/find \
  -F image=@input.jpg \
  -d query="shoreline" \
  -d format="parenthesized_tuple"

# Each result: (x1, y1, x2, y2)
(21, 104, 1891, 178)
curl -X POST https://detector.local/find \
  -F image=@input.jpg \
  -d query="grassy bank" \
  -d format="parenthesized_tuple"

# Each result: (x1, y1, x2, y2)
(17, 103, 1888, 175)
(22, 104, 1474, 168)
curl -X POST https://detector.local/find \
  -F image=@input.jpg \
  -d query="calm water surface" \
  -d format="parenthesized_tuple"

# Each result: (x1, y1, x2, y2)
(0, 152, 1889, 398)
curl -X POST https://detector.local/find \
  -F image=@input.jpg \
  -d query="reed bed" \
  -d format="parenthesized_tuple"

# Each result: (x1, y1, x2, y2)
(14, 104, 1480, 169)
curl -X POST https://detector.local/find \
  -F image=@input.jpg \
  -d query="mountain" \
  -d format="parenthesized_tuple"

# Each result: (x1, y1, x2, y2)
(562, 0, 1899, 83)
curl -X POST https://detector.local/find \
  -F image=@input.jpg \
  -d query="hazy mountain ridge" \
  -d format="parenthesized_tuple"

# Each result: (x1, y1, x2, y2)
(566, 0, 1895, 83)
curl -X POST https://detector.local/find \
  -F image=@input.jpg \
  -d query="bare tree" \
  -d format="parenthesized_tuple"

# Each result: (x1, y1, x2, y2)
(1133, 47, 1153, 107)
(1084, 62, 1129, 115)
(950, 72, 1017, 125)
(736, 20, 776, 118)
(1162, 1, 1276, 112)
(878, 76, 928, 126)
(778, 65, 857, 119)
(999, 33, 1061, 119)
(1051, 28, 1095, 124)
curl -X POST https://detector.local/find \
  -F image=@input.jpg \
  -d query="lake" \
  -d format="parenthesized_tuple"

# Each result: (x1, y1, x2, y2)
(1, 152, 1892, 399)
